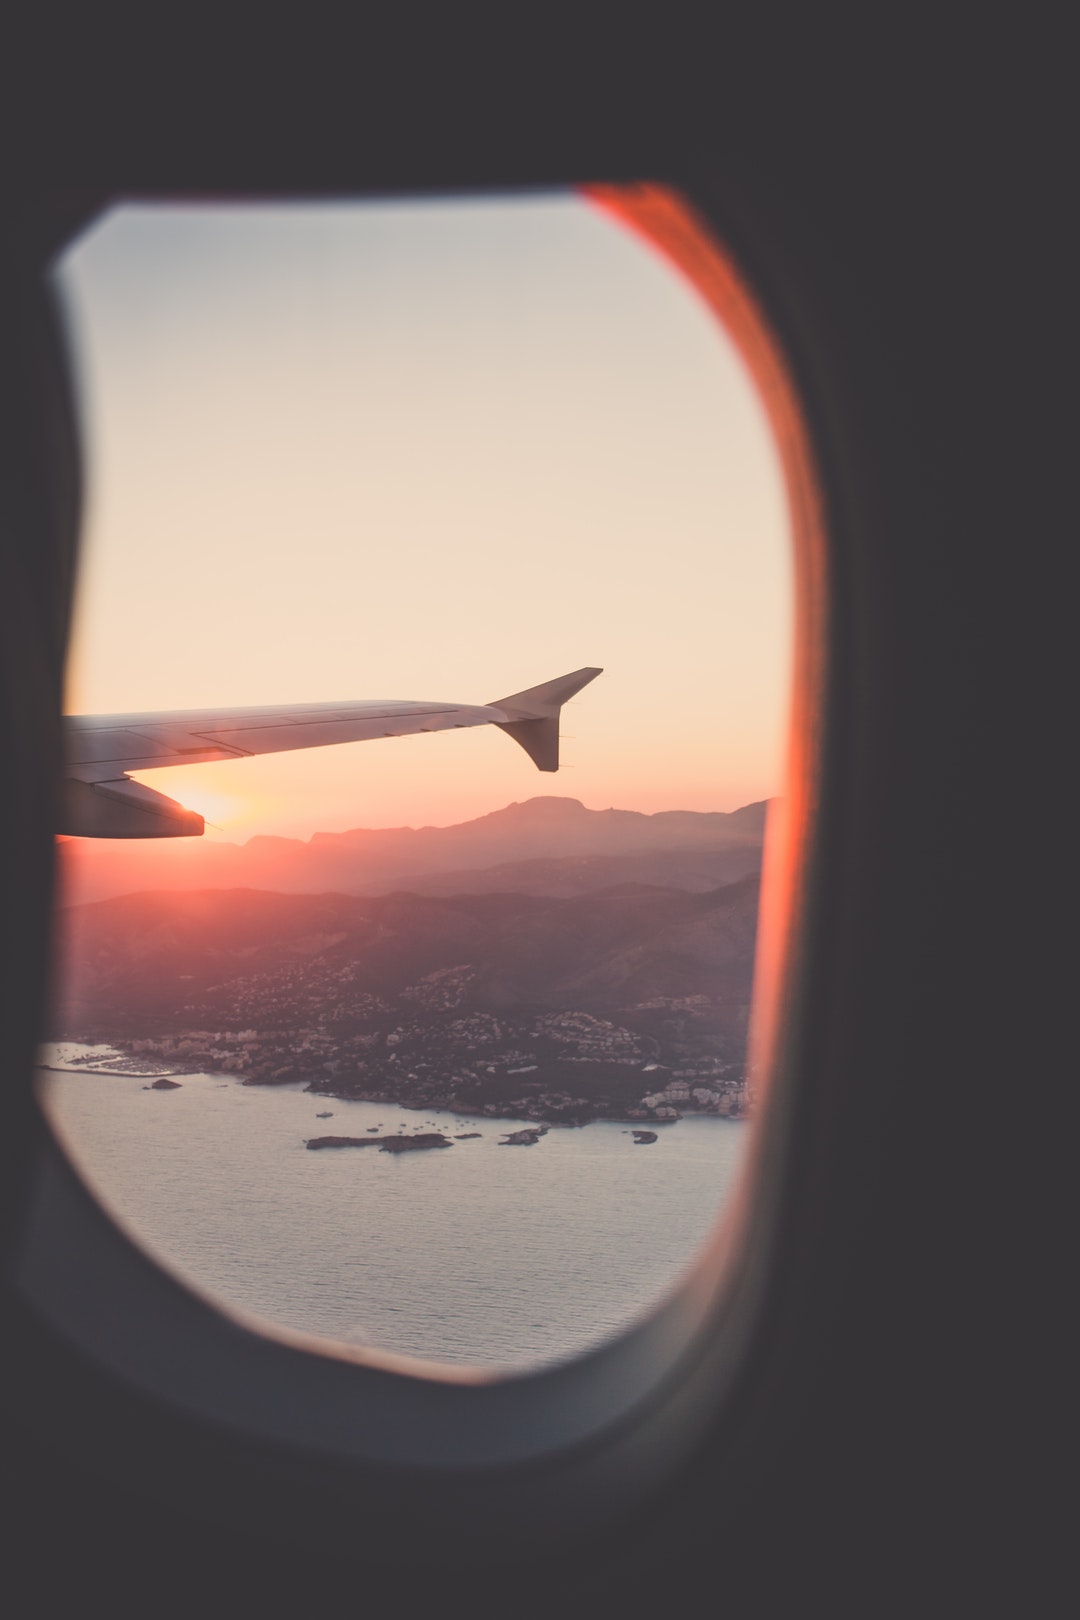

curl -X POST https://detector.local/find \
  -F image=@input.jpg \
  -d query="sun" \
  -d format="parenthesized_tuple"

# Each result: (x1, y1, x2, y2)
(175, 789, 247, 832)
(128, 771, 255, 836)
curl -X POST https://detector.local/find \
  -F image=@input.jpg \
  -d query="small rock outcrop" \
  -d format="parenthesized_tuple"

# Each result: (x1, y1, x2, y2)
(379, 1133, 452, 1153)
(306, 1135, 381, 1150)
(631, 1129, 658, 1144)
(498, 1126, 549, 1147)
(146, 1078, 181, 1090)
(306, 1132, 452, 1153)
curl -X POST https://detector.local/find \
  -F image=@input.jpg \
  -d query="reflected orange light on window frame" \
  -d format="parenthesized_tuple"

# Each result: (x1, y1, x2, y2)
(582, 182, 827, 1110)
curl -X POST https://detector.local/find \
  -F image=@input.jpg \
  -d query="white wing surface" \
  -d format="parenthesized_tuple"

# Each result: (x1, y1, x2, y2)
(60, 668, 602, 838)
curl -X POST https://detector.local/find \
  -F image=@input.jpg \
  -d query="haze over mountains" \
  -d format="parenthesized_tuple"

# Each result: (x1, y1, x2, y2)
(54, 876, 761, 1036)
(57, 796, 770, 908)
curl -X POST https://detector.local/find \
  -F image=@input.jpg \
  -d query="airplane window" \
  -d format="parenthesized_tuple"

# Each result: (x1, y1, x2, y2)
(39, 189, 793, 1372)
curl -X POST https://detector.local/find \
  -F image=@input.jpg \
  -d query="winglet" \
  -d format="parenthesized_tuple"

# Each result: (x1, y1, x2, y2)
(489, 667, 602, 772)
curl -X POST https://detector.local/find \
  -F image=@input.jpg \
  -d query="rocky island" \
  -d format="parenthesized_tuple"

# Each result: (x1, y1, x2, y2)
(306, 1132, 452, 1153)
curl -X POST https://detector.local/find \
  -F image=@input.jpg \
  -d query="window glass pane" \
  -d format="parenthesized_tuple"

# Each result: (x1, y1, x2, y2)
(40, 193, 792, 1370)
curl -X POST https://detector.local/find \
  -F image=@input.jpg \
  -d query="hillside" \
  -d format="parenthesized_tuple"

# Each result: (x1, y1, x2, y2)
(50, 866, 763, 1124)
(49, 873, 760, 1125)
(53, 874, 760, 1032)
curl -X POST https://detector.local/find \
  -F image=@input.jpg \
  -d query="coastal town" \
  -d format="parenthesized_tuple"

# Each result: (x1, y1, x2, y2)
(105, 963, 750, 1127)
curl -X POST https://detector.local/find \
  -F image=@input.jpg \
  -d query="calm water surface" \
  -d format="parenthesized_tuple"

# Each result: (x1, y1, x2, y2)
(38, 1044, 747, 1369)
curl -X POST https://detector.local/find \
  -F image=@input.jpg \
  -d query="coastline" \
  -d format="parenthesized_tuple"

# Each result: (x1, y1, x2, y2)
(38, 1063, 197, 1081)
(40, 1037, 748, 1130)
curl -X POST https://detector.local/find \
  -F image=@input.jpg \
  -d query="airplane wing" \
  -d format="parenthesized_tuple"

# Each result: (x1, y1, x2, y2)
(60, 667, 602, 838)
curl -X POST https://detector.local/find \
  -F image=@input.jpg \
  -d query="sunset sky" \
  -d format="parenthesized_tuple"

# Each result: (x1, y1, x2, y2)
(56, 192, 792, 841)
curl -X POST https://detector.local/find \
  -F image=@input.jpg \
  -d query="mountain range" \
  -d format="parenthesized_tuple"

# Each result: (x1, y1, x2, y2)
(56, 795, 770, 907)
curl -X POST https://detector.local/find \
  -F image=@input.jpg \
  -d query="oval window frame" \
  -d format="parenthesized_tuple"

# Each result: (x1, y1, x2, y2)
(13, 178, 830, 1541)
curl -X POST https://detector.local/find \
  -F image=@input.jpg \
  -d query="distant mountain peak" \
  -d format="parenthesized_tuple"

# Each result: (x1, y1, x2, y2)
(493, 796, 590, 819)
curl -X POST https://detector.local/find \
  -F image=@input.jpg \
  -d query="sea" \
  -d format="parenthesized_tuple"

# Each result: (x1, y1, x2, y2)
(37, 1043, 748, 1371)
